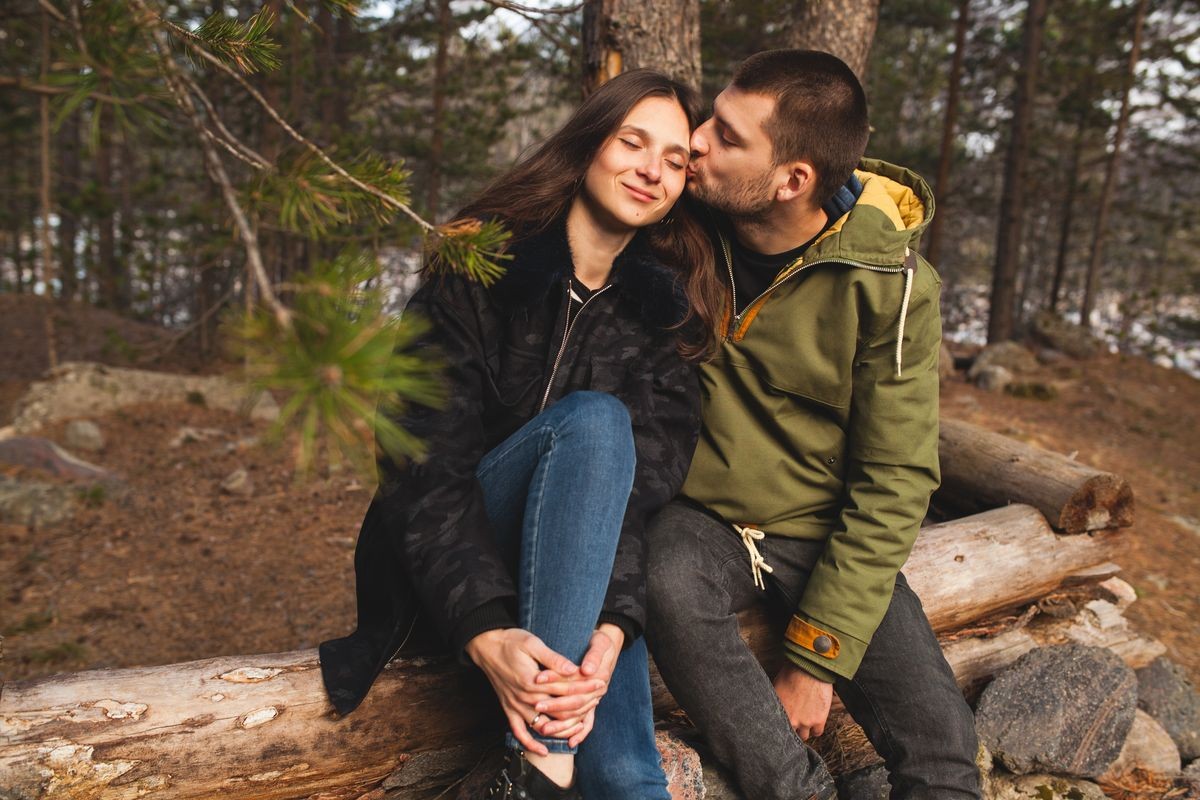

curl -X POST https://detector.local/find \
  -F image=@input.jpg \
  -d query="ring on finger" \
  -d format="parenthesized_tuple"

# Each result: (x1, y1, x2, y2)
(530, 712, 544, 727)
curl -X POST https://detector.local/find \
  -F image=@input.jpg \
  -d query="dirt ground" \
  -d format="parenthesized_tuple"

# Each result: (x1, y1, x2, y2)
(1, 296, 1198, 688)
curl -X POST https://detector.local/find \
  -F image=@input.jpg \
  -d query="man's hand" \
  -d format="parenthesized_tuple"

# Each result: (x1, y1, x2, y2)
(773, 662, 833, 740)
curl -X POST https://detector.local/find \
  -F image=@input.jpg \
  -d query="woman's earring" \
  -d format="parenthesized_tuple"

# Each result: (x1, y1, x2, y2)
(659, 214, 675, 225)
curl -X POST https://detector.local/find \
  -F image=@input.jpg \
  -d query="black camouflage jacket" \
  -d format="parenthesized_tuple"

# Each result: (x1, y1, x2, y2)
(319, 219, 702, 715)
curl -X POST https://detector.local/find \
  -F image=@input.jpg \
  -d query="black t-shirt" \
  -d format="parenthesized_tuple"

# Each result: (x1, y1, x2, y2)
(729, 221, 831, 315)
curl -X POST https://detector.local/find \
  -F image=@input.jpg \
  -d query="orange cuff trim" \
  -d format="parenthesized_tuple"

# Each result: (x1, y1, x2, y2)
(785, 616, 840, 659)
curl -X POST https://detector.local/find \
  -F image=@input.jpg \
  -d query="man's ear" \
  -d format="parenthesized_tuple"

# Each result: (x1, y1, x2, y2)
(775, 161, 818, 206)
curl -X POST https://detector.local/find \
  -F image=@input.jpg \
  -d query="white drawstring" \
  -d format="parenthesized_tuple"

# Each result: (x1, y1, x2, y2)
(895, 247, 914, 377)
(733, 524, 774, 591)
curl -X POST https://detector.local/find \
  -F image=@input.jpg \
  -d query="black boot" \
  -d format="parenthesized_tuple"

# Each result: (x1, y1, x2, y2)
(484, 748, 580, 799)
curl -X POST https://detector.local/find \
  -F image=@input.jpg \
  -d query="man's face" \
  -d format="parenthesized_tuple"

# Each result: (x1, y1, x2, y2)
(687, 86, 782, 218)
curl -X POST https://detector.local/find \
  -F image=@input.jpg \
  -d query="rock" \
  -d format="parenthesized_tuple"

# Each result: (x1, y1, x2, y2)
(1137, 657, 1200, 761)
(64, 419, 105, 451)
(1101, 709, 1181, 781)
(1004, 381, 1059, 401)
(0, 436, 112, 481)
(1036, 348, 1069, 366)
(974, 365, 1014, 393)
(657, 729, 705, 800)
(939, 342, 956, 381)
(169, 427, 225, 448)
(219, 468, 253, 497)
(0, 476, 77, 527)
(975, 644, 1137, 778)
(968, 341, 1040, 378)
(1031, 311, 1100, 359)
(984, 772, 1107, 800)
(9, 362, 280, 434)
(1177, 760, 1200, 795)
(658, 726, 747, 800)
(837, 763, 890, 800)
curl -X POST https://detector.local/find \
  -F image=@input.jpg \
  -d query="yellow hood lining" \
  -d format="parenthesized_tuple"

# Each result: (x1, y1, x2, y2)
(814, 170, 927, 248)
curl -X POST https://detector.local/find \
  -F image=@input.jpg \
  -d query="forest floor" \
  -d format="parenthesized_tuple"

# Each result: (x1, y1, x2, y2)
(1, 294, 1198, 688)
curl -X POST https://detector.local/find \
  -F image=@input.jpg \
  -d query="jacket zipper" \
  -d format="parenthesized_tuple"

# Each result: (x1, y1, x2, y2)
(719, 233, 906, 341)
(539, 281, 613, 412)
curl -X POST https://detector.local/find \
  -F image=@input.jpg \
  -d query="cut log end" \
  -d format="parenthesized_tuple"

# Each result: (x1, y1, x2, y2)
(1059, 475, 1135, 533)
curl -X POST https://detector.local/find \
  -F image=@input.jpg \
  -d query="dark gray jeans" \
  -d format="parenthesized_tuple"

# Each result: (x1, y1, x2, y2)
(645, 501, 981, 800)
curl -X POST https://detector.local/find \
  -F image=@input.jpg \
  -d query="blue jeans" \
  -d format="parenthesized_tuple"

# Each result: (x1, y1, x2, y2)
(475, 389, 666, 798)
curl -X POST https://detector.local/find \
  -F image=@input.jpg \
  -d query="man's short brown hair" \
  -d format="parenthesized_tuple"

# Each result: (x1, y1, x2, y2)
(732, 49, 870, 207)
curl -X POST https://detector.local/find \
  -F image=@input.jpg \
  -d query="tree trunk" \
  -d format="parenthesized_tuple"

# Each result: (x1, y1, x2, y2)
(988, 0, 1048, 343)
(39, 7, 58, 368)
(0, 506, 1123, 800)
(117, 132, 135, 312)
(56, 109, 80, 301)
(935, 418, 1134, 532)
(1048, 115, 1087, 313)
(1079, 0, 1149, 330)
(786, 0, 881, 81)
(582, 0, 701, 95)
(924, 0, 971, 267)
(315, 1, 337, 144)
(94, 99, 120, 311)
(426, 0, 451, 221)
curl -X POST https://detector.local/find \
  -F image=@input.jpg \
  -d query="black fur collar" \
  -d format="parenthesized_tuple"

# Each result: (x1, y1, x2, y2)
(488, 217, 688, 330)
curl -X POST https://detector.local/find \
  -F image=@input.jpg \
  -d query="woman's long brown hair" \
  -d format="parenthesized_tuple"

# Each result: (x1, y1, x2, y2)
(455, 70, 720, 360)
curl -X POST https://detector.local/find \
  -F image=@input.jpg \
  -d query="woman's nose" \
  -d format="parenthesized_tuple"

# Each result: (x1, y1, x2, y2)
(637, 155, 661, 183)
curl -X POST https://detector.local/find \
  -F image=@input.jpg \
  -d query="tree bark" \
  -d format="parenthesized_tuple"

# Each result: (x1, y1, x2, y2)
(924, 0, 971, 267)
(56, 109, 80, 301)
(1048, 115, 1087, 313)
(1079, 0, 1149, 330)
(582, 0, 701, 95)
(426, 0, 451, 221)
(935, 418, 1134, 532)
(786, 0, 881, 82)
(39, 7, 59, 368)
(0, 506, 1123, 800)
(988, 0, 1048, 343)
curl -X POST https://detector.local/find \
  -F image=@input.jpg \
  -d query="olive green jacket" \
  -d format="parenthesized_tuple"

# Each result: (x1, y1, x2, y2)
(681, 158, 942, 682)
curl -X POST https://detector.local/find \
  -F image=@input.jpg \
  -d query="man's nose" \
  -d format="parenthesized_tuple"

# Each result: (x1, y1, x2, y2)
(690, 123, 711, 157)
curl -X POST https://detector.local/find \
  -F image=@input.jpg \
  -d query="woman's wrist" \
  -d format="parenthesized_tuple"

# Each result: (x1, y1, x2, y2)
(464, 627, 511, 667)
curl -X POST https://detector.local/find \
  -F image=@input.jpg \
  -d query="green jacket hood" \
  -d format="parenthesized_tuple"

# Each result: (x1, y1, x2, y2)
(806, 157, 936, 268)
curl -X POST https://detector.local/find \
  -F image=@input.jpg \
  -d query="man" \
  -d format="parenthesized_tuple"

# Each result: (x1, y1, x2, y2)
(642, 50, 981, 799)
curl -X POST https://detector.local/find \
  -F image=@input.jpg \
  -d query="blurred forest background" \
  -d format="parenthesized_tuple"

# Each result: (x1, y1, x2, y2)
(1, 0, 1197, 379)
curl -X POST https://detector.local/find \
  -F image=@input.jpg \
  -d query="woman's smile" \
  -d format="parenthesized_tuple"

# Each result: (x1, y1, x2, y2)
(621, 182, 658, 203)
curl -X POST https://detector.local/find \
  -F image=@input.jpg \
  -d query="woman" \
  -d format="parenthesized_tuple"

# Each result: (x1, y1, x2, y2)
(319, 70, 719, 800)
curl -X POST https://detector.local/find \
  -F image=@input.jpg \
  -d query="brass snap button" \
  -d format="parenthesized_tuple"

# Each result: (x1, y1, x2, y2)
(813, 635, 833, 654)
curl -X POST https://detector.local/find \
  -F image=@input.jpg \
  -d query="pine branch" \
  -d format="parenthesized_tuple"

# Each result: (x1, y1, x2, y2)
(131, 0, 291, 331)
(148, 3, 510, 283)
(190, 9, 281, 74)
(156, 13, 435, 235)
(0, 75, 151, 106)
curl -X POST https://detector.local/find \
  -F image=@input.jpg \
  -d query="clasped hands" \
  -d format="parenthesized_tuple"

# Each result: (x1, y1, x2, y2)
(465, 623, 624, 755)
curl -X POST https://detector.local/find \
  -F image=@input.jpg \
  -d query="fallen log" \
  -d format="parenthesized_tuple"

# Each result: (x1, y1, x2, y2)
(935, 418, 1134, 532)
(0, 505, 1122, 800)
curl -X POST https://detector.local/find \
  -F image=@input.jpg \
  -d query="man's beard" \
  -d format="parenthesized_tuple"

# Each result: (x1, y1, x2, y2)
(687, 166, 776, 222)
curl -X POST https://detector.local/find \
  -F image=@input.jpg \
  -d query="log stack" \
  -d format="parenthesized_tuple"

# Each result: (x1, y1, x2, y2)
(0, 419, 1170, 800)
